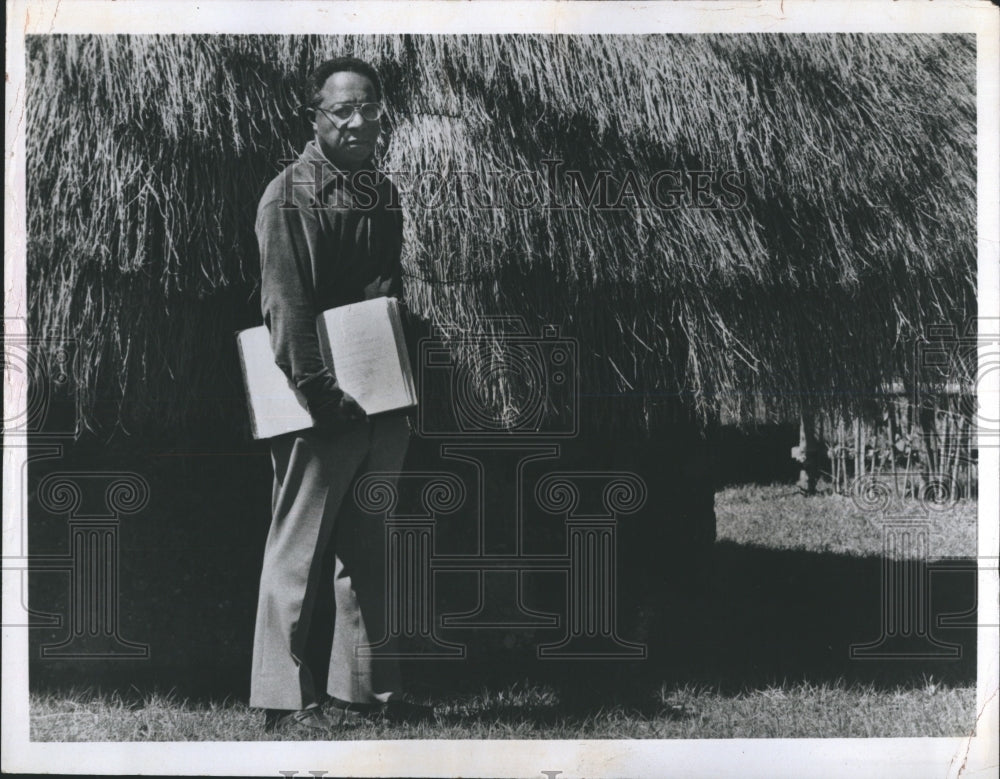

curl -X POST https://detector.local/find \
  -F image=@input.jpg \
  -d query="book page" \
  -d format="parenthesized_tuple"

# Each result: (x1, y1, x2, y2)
(236, 326, 313, 439)
(319, 298, 415, 416)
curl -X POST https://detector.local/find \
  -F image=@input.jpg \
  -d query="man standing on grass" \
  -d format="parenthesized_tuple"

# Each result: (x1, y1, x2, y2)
(250, 56, 432, 733)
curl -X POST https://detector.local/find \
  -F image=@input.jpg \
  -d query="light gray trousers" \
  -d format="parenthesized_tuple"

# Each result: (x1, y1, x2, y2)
(250, 415, 409, 710)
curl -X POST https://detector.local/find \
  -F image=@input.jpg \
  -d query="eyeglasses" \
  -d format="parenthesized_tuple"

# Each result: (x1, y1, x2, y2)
(314, 102, 384, 125)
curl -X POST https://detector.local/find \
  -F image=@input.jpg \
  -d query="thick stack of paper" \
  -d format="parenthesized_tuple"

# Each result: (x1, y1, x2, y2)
(236, 297, 416, 440)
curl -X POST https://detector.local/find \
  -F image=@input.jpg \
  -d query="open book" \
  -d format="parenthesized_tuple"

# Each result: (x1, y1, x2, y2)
(236, 297, 417, 440)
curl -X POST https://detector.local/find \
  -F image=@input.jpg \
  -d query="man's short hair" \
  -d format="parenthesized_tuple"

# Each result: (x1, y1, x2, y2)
(306, 56, 384, 107)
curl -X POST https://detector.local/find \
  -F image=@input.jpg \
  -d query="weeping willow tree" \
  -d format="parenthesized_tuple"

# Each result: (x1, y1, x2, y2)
(26, 34, 976, 442)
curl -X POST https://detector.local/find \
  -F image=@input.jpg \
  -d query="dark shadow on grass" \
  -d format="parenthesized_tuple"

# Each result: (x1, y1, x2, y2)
(402, 540, 977, 708)
(27, 439, 977, 714)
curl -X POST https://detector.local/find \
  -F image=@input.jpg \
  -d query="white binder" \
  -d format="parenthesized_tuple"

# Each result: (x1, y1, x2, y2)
(236, 297, 416, 440)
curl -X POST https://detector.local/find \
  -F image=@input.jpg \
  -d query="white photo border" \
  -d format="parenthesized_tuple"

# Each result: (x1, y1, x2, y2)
(4, 1, 998, 777)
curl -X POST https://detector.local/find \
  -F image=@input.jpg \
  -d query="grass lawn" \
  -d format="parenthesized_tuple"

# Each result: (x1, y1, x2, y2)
(29, 485, 980, 741)
(30, 679, 975, 741)
(714, 483, 977, 558)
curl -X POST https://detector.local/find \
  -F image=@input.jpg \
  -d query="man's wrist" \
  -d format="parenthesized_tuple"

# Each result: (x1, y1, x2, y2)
(297, 371, 344, 412)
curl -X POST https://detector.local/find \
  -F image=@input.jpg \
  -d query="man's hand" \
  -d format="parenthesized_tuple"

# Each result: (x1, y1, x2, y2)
(297, 372, 367, 436)
(310, 390, 368, 436)
(363, 275, 395, 300)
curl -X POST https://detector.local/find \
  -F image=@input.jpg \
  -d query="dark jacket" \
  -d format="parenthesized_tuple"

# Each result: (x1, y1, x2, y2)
(256, 140, 404, 411)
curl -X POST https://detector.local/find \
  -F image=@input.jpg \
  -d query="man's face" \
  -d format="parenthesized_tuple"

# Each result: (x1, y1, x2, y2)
(312, 70, 381, 170)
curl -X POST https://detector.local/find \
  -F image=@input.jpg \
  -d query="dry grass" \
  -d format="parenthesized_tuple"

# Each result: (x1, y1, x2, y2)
(26, 34, 976, 438)
(30, 679, 975, 741)
(715, 483, 978, 559)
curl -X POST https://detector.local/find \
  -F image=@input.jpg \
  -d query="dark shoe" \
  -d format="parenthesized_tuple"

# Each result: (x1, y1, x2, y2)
(328, 696, 435, 725)
(327, 698, 382, 720)
(325, 703, 368, 727)
(266, 705, 338, 734)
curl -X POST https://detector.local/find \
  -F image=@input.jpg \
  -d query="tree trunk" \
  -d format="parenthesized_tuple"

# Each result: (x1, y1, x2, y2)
(795, 403, 820, 495)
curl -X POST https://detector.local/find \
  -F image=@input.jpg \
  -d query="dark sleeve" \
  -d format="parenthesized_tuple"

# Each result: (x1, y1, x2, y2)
(387, 204, 406, 303)
(256, 196, 343, 410)
(362, 183, 406, 303)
